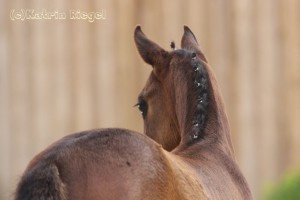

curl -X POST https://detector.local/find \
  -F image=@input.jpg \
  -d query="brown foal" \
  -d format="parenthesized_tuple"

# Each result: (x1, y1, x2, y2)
(14, 26, 252, 200)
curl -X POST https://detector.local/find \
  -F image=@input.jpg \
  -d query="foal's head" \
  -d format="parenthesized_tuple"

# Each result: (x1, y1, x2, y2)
(134, 26, 234, 155)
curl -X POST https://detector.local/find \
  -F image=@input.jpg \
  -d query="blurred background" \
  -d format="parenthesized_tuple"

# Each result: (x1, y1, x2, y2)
(1, 0, 300, 199)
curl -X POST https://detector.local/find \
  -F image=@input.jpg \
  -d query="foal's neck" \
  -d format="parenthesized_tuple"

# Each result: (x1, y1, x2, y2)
(175, 61, 234, 158)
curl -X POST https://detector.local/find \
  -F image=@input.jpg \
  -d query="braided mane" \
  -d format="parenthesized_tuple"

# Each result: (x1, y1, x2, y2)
(189, 53, 209, 142)
(171, 44, 210, 145)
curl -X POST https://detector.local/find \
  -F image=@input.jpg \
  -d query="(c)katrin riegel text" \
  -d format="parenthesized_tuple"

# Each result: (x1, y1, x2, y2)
(10, 9, 106, 22)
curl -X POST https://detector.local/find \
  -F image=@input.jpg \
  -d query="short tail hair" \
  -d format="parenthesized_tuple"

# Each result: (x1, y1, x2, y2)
(15, 163, 67, 200)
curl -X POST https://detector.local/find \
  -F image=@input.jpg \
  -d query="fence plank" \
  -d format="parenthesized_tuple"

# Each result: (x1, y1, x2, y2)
(256, 0, 281, 188)
(232, 0, 258, 196)
(280, 0, 300, 169)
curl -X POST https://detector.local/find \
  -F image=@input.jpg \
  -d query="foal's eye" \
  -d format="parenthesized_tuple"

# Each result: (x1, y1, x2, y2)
(135, 98, 148, 119)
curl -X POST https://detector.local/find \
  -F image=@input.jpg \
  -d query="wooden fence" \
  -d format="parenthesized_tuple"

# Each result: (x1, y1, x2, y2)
(1, 0, 300, 199)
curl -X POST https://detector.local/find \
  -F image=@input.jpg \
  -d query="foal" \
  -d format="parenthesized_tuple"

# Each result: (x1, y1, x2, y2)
(15, 26, 252, 200)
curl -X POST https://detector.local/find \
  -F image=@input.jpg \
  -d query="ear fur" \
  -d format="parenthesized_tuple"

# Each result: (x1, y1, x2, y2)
(181, 26, 207, 62)
(134, 25, 170, 78)
(134, 26, 169, 65)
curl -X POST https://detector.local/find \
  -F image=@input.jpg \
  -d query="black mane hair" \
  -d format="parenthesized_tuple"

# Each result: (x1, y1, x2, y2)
(189, 52, 209, 143)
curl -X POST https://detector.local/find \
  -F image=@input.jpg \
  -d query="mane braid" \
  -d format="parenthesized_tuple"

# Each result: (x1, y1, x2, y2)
(190, 53, 209, 142)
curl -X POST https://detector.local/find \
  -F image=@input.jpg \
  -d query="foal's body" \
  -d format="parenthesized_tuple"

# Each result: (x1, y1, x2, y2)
(15, 26, 252, 200)
(17, 129, 246, 199)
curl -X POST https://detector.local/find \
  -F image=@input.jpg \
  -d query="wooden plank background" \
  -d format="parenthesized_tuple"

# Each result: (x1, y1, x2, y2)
(1, 0, 300, 199)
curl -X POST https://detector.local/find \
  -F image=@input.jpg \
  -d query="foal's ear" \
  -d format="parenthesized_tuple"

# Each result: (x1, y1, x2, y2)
(134, 26, 169, 76)
(181, 26, 207, 62)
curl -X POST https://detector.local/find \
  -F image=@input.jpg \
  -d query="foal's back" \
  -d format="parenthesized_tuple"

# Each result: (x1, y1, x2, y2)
(15, 128, 186, 200)
(15, 128, 247, 200)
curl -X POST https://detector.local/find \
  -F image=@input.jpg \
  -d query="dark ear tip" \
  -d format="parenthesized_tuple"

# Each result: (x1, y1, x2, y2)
(136, 25, 141, 30)
(183, 25, 193, 34)
(135, 25, 142, 35)
(182, 25, 198, 45)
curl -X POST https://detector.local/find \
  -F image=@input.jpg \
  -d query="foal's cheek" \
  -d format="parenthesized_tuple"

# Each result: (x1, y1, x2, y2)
(143, 106, 161, 137)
